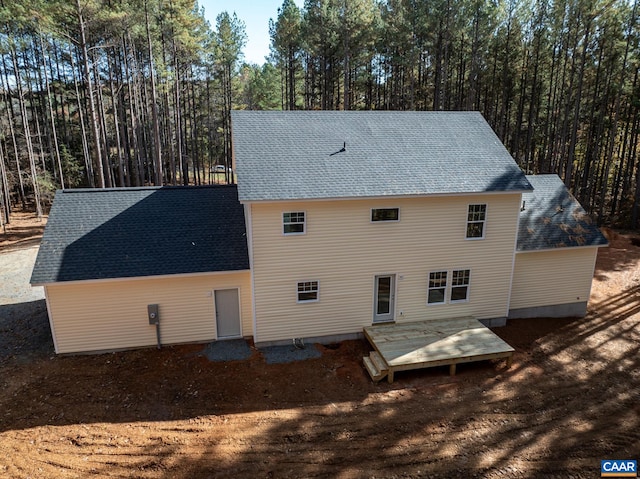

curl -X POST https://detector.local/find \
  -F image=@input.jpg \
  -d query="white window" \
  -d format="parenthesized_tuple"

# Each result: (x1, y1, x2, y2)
(297, 281, 319, 302)
(283, 212, 305, 235)
(466, 204, 487, 239)
(450, 269, 471, 302)
(371, 208, 399, 222)
(428, 271, 447, 304)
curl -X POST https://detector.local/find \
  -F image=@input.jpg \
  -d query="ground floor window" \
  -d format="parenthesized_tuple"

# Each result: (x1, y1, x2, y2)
(428, 271, 448, 304)
(297, 281, 319, 302)
(451, 269, 471, 302)
(428, 269, 471, 304)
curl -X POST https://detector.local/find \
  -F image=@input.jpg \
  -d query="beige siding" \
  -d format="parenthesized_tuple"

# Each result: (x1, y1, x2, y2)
(510, 248, 598, 310)
(46, 271, 252, 354)
(249, 194, 522, 343)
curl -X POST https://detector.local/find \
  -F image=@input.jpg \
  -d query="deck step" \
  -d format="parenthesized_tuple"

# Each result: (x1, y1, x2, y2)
(370, 350, 388, 373)
(363, 355, 388, 382)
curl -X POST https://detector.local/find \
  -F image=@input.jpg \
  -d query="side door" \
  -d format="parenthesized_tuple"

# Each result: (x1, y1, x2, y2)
(373, 275, 395, 323)
(214, 288, 242, 339)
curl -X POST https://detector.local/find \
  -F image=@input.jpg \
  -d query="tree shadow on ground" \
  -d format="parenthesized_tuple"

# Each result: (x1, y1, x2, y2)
(593, 232, 640, 281)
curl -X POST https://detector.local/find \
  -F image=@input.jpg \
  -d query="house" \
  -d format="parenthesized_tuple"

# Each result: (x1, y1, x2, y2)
(31, 111, 607, 354)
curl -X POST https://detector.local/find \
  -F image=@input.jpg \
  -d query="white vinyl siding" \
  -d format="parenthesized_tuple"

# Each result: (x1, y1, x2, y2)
(510, 248, 598, 310)
(248, 194, 521, 343)
(45, 271, 253, 354)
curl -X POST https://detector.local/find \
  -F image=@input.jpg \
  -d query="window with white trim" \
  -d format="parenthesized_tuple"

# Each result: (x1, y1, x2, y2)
(466, 204, 486, 239)
(297, 281, 319, 302)
(371, 208, 399, 222)
(427, 271, 447, 304)
(450, 269, 471, 302)
(283, 211, 305, 235)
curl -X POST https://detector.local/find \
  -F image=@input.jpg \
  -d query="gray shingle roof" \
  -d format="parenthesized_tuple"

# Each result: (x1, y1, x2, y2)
(30, 186, 249, 284)
(232, 110, 533, 201)
(517, 175, 608, 251)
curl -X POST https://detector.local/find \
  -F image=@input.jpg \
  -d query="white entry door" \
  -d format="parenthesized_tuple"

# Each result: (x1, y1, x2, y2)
(214, 289, 241, 338)
(373, 275, 395, 323)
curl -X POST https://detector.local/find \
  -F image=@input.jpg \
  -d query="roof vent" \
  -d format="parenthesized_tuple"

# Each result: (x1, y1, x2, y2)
(329, 142, 346, 156)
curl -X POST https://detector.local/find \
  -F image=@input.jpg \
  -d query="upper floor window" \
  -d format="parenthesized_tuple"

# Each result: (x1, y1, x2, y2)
(297, 281, 319, 302)
(371, 208, 399, 222)
(427, 271, 448, 304)
(450, 269, 471, 302)
(466, 204, 487, 239)
(283, 212, 305, 235)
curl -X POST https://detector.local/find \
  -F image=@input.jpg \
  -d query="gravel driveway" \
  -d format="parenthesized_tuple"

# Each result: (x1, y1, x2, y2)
(0, 246, 53, 362)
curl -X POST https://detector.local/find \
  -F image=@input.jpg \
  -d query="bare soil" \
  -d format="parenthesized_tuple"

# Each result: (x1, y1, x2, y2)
(0, 210, 47, 253)
(0, 226, 639, 478)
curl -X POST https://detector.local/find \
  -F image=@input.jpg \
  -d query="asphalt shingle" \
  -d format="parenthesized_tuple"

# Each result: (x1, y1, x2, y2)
(517, 175, 608, 251)
(232, 110, 533, 201)
(30, 186, 249, 284)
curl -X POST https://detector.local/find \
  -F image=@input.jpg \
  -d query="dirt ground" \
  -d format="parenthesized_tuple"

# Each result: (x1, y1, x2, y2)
(0, 210, 47, 252)
(0, 218, 639, 478)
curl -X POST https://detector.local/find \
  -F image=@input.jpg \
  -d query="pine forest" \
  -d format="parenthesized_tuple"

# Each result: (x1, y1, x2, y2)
(1, 0, 639, 229)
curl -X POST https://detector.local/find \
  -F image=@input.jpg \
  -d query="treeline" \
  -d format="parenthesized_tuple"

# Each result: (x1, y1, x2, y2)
(0, 0, 246, 224)
(263, 0, 640, 228)
(1, 0, 640, 230)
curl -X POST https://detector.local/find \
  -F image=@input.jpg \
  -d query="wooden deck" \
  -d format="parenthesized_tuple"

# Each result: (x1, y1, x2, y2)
(363, 317, 514, 383)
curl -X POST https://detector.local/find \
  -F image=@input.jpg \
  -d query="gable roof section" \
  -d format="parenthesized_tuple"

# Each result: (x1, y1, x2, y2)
(517, 175, 608, 251)
(232, 110, 533, 202)
(31, 186, 249, 284)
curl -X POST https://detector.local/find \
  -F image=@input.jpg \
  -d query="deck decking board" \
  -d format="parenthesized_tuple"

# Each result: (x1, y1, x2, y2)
(363, 318, 514, 383)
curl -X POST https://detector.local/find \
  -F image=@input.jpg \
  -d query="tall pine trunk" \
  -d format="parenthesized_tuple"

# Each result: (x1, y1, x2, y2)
(11, 46, 42, 218)
(76, 0, 105, 188)
(69, 42, 94, 186)
(1, 54, 26, 206)
(145, 0, 163, 186)
(39, 32, 64, 189)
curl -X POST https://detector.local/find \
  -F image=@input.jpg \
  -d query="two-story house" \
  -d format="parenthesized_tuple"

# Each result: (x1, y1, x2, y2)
(233, 111, 607, 346)
(31, 111, 607, 354)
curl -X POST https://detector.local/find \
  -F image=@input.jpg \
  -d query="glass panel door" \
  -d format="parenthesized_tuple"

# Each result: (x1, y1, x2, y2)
(374, 275, 395, 323)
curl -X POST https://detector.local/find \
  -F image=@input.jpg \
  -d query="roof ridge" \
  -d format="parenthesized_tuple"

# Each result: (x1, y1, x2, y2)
(61, 185, 237, 194)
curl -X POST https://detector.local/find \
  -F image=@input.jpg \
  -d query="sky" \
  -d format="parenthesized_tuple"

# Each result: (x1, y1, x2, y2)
(198, 0, 297, 65)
